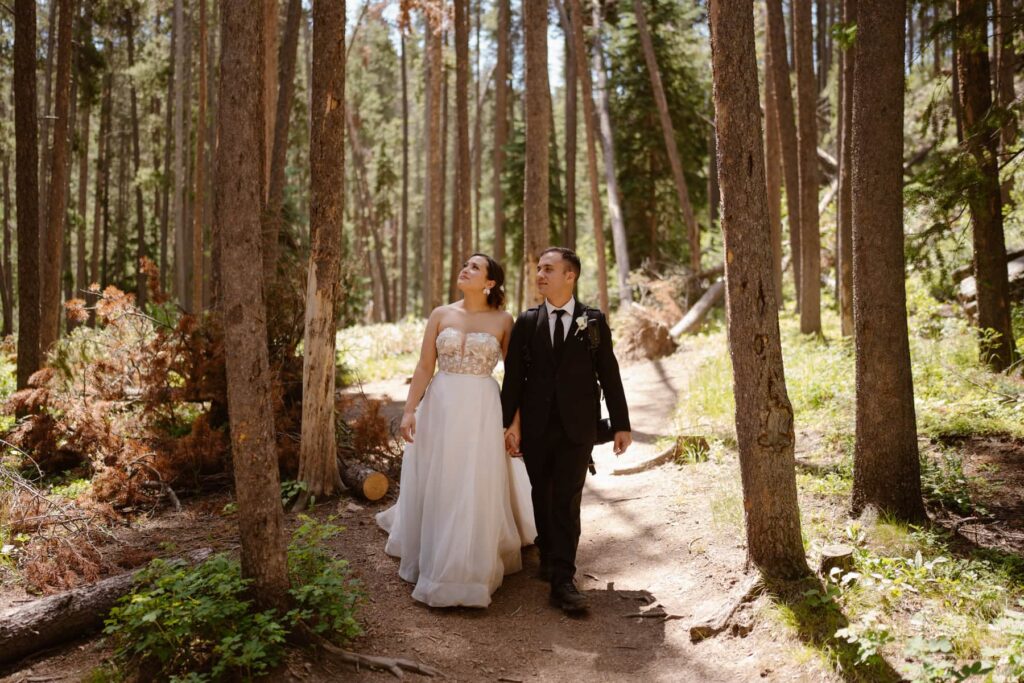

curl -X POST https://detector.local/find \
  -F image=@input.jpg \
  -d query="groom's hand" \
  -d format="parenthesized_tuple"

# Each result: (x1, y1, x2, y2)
(504, 424, 522, 457)
(613, 431, 632, 456)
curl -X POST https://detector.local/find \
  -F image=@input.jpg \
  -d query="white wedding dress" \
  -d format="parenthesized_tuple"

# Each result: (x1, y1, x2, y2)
(376, 327, 537, 608)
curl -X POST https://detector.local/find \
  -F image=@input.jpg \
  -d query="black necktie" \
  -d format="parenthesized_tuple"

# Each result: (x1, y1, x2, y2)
(552, 309, 566, 362)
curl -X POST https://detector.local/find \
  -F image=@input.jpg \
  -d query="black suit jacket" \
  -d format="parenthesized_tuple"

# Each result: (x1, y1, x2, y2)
(501, 301, 630, 447)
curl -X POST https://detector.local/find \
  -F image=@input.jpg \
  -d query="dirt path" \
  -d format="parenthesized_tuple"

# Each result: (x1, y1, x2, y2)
(329, 346, 833, 682)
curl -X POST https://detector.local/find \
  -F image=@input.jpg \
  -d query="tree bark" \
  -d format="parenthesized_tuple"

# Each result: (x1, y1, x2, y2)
(423, 17, 444, 315)
(173, 0, 187, 308)
(89, 61, 112, 326)
(74, 89, 89, 317)
(633, 0, 700, 274)
(592, 4, 628, 310)
(160, 23, 174, 294)
(400, 30, 410, 318)
(215, 0, 290, 610)
(192, 0, 209, 312)
(38, 0, 59, 237)
(995, 0, 1017, 208)
(492, 0, 510, 265)
(765, 25, 784, 305)
(264, 0, 279, 199)
(297, 0, 346, 505)
(1, 153, 11, 337)
(264, 0, 302, 286)
(795, 0, 821, 333)
(125, 8, 148, 309)
(524, 0, 551, 307)
(837, 0, 855, 336)
(850, 0, 926, 522)
(766, 0, 803, 308)
(708, 0, 809, 580)
(956, 0, 1018, 371)
(39, 0, 76, 355)
(555, 0, 578, 251)
(454, 0, 472, 275)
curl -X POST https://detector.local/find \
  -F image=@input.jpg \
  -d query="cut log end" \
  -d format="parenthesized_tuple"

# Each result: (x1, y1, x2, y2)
(341, 462, 389, 502)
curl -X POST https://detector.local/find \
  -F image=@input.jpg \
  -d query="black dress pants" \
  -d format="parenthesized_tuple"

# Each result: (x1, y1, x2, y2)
(522, 408, 593, 585)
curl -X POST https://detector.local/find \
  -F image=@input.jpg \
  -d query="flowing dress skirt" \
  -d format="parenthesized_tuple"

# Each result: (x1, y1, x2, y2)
(376, 372, 536, 607)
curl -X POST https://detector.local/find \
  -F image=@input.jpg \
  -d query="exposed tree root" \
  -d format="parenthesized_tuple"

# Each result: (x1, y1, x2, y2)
(688, 574, 763, 643)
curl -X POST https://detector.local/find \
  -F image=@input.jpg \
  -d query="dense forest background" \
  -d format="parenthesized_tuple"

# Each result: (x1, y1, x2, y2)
(2, 0, 1024, 680)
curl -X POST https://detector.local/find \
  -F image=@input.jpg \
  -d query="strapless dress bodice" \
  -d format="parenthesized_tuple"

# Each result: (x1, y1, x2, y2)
(435, 327, 501, 377)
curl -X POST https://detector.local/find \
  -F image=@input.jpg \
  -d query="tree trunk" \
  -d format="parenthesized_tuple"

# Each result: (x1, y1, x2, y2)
(795, 0, 821, 334)
(1, 153, 11, 337)
(423, 18, 444, 315)
(956, 0, 1018, 370)
(472, 2, 484, 253)
(524, 0, 551, 307)
(592, 5, 628, 310)
(89, 62, 112, 326)
(215, 0, 290, 611)
(633, 0, 700, 274)
(38, 0, 59, 237)
(74, 89, 89, 317)
(708, 0, 809, 581)
(454, 0, 472, 273)
(995, 0, 1017, 208)
(264, 0, 279, 199)
(39, 0, 76, 355)
(850, 0, 926, 522)
(400, 31, 410, 318)
(766, 0, 803, 308)
(191, 0, 209, 312)
(764, 31, 784, 305)
(297, 0, 346, 505)
(125, 8, 148, 309)
(264, 0, 302, 286)
(15, 0, 41, 389)
(160, 24, 174, 294)
(838, 0, 855, 336)
(555, 0, 578, 251)
(173, 0, 187, 308)
(492, 0, 510, 265)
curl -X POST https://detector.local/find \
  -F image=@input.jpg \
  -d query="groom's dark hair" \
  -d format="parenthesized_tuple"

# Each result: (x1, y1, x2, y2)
(540, 247, 581, 278)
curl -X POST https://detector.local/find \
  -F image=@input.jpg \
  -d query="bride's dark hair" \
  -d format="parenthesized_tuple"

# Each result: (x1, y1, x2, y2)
(472, 253, 506, 309)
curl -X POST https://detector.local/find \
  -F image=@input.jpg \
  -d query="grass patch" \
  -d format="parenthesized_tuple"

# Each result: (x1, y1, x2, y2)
(675, 274, 1024, 680)
(337, 318, 426, 384)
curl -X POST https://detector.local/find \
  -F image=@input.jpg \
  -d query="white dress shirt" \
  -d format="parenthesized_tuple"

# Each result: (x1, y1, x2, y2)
(544, 296, 576, 344)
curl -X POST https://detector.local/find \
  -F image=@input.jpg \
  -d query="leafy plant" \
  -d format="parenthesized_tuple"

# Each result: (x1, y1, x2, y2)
(104, 518, 362, 681)
(835, 611, 895, 666)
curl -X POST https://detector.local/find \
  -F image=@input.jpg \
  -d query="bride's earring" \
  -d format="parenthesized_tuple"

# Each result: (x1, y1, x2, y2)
(484, 287, 491, 296)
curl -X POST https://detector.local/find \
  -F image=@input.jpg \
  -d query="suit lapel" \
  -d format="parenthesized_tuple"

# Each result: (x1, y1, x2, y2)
(562, 300, 585, 355)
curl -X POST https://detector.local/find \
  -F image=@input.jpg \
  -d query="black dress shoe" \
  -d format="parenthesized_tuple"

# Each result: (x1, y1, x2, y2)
(550, 581, 589, 614)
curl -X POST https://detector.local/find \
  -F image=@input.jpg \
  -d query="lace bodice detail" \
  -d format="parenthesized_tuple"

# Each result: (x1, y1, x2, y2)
(435, 328, 502, 377)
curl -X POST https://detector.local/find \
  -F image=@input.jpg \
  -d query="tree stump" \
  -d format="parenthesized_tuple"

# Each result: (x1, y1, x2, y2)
(818, 544, 855, 577)
(341, 462, 389, 502)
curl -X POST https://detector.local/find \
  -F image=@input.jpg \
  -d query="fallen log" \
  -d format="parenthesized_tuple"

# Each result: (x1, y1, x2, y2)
(957, 254, 1024, 320)
(341, 461, 389, 502)
(670, 280, 725, 337)
(612, 436, 709, 476)
(0, 548, 212, 667)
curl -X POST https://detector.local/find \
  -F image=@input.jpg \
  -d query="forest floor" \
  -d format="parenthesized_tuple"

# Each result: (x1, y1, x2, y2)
(3, 327, 1024, 682)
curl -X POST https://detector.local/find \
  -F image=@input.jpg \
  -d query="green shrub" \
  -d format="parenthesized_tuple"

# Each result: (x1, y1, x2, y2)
(104, 518, 362, 682)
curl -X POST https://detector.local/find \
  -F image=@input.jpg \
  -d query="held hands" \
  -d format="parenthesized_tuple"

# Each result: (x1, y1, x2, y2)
(400, 412, 416, 443)
(504, 422, 522, 457)
(613, 431, 632, 456)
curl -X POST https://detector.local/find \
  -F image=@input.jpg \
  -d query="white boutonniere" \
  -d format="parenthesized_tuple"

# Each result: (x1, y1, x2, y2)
(574, 314, 589, 337)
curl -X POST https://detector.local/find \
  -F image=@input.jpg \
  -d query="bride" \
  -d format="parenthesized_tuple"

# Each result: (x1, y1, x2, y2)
(376, 253, 536, 608)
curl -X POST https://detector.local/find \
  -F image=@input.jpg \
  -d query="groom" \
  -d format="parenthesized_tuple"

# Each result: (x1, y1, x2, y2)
(501, 247, 631, 614)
